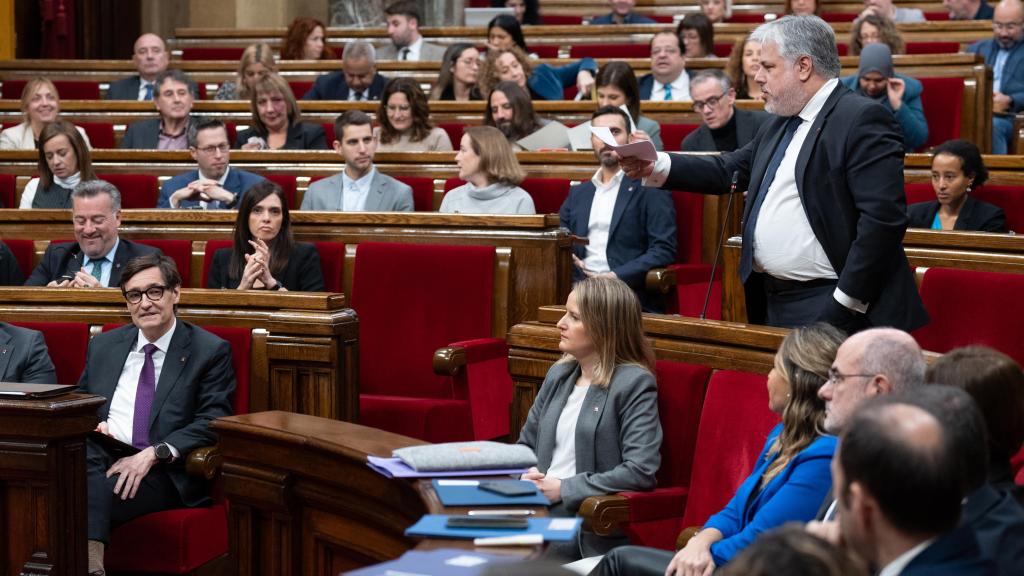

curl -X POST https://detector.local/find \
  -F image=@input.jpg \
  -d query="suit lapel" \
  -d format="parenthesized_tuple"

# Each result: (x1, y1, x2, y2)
(334, 174, 346, 211)
(794, 85, 844, 201)
(608, 178, 637, 237)
(97, 327, 137, 418)
(109, 241, 128, 287)
(0, 328, 13, 381)
(954, 196, 978, 231)
(148, 322, 191, 430)
(364, 172, 382, 211)
(573, 384, 610, 474)
(735, 109, 754, 144)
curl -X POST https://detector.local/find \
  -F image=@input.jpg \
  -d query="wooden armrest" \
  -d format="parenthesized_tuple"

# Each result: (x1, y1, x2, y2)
(577, 494, 631, 536)
(186, 446, 222, 480)
(676, 525, 703, 551)
(433, 345, 466, 377)
(646, 267, 677, 293)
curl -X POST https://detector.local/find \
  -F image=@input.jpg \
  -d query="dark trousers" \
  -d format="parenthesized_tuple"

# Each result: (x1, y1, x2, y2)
(758, 274, 839, 329)
(592, 545, 674, 576)
(86, 438, 182, 543)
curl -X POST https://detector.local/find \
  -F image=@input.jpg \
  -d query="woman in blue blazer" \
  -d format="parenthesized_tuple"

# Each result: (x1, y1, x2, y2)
(594, 323, 844, 576)
(481, 46, 597, 101)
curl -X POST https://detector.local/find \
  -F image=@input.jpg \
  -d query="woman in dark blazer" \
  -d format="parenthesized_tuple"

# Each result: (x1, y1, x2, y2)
(235, 74, 326, 151)
(595, 323, 843, 575)
(517, 276, 662, 560)
(207, 181, 324, 291)
(908, 140, 1007, 233)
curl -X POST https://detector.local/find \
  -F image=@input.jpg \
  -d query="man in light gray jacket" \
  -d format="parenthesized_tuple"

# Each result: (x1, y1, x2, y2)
(301, 110, 414, 212)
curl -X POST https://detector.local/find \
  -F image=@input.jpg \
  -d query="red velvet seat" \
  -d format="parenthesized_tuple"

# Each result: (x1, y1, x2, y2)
(924, 11, 951, 20)
(97, 173, 160, 208)
(820, 11, 859, 21)
(438, 123, 466, 148)
(7, 321, 90, 385)
(521, 178, 571, 214)
(106, 325, 252, 574)
(223, 122, 237, 144)
(2, 79, 100, 100)
(394, 176, 437, 211)
(543, 15, 583, 24)
(570, 44, 650, 59)
(906, 42, 960, 55)
(0, 172, 14, 208)
(289, 81, 314, 100)
(201, 239, 342, 291)
(320, 122, 336, 146)
(133, 239, 193, 288)
(663, 191, 721, 319)
(262, 174, 298, 209)
(727, 13, 773, 23)
(913, 267, 1024, 365)
(660, 124, 700, 152)
(351, 242, 512, 442)
(918, 77, 964, 150)
(79, 122, 116, 149)
(2, 238, 33, 278)
(530, 45, 560, 59)
(180, 47, 245, 61)
(905, 182, 1024, 233)
(713, 43, 734, 58)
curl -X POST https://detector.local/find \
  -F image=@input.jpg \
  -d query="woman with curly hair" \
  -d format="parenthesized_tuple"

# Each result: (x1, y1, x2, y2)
(849, 13, 905, 56)
(374, 77, 452, 152)
(280, 17, 333, 60)
(479, 45, 596, 100)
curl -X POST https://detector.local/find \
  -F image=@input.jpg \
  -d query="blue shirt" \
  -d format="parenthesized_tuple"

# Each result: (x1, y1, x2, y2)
(82, 237, 119, 287)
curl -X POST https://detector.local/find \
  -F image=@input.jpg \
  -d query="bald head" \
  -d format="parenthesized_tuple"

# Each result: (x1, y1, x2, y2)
(133, 33, 169, 82)
(994, 0, 1024, 48)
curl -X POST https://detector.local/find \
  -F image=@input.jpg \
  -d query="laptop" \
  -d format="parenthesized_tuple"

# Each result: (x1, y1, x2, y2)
(465, 7, 514, 27)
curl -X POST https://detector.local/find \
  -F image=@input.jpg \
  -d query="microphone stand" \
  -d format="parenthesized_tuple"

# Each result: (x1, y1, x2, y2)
(700, 171, 740, 320)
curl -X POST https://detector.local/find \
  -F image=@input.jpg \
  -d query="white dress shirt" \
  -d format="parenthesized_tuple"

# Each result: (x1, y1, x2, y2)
(106, 320, 179, 455)
(81, 237, 120, 287)
(342, 167, 376, 211)
(583, 168, 624, 274)
(651, 71, 691, 101)
(878, 539, 934, 576)
(399, 36, 424, 61)
(137, 80, 155, 101)
(546, 382, 590, 480)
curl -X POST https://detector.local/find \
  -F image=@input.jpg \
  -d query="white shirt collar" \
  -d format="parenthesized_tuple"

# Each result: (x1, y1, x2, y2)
(402, 35, 424, 59)
(343, 166, 376, 190)
(591, 167, 624, 192)
(878, 538, 935, 576)
(797, 78, 839, 124)
(198, 165, 230, 186)
(655, 70, 689, 91)
(134, 318, 177, 352)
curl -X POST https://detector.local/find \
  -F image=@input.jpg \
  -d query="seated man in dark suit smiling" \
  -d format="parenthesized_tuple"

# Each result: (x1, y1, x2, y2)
(559, 106, 676, 312)
(80, 253, 235, 576)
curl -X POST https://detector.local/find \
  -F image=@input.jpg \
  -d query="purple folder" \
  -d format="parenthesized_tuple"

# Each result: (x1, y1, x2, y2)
(367, 456, 528, 478)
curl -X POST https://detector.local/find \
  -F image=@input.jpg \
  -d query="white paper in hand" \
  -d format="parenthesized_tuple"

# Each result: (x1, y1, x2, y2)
(589, 126, 658, 162)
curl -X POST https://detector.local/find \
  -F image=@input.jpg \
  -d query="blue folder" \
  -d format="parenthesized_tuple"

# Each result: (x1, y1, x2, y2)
(405, 514, 582, 542)
(431, 480, 550, 506)
(343, 548, 520, 575)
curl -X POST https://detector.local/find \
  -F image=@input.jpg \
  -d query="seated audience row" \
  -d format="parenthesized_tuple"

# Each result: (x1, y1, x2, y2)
(0, 78, 91, 150)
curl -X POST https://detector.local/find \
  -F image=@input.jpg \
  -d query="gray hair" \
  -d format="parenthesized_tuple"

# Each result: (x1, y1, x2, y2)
(750, 15, 841, 79)
(343, 41, 376, 63)
(72, 179, 122, 212)
(691, 69, 732, 93)
(860, 331, 926, 393)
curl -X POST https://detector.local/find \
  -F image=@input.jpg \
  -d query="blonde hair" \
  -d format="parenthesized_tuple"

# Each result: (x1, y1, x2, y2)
(20, 77, 59, 119)
(249, 73, 301, 137)
(236, 43, 277, 100)
(557, 276, 655, 387)
(479, 45, 533, 97)
(464, 125, 525, 186)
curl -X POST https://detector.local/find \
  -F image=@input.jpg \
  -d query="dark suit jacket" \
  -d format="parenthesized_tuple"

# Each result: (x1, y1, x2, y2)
(24, 239, 161, 287)
(560, 175, 676, 312)
(638, 71, 692, 100)
(681, 107, 772, 152)
(207, 242, 325, 291)
(907, 196, 1007, 233)
(963, 484, 1024, 575)
(901, 523, 994, 575)
(105, 75, 199, 101)
(234, 121, 327, 150)
(301, 71, 388, 101)
(590, 12, 657, 24)
(661, 83, 929, 331)
(0, 240, 24, 286)
(157, 167, 266, 209)
(0, 322, 57, 384)
(967, 38, 1024, 114)
(77, 321, 236, 506)
(119, 116, 198, 150)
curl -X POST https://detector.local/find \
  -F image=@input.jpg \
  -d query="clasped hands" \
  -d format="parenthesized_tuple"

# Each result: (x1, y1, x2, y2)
(522, 466, 562, 503)
(239, 238, 281, 290)
(95, 421, 158, 501)
(170, 179, 235, 208)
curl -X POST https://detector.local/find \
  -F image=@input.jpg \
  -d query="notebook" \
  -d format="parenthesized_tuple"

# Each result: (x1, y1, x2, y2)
(0, 382, 76, 399)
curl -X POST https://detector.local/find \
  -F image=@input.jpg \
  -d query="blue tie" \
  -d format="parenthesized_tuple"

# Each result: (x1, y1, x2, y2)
(664, 83, 672, 101)
(739, 116, 803, 282)
(143, 83, 154, 101)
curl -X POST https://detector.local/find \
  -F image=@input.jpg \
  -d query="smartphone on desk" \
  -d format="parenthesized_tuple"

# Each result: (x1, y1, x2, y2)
(478, 480, 538, 497)
(445, 515, 530, 529)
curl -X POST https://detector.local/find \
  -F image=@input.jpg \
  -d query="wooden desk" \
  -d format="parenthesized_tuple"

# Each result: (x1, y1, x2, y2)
(0, 288, 359, 421)
(0, 392, 106, 576)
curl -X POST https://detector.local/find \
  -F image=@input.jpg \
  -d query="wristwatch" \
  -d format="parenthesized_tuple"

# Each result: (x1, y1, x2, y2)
(154, 442, 173, 463)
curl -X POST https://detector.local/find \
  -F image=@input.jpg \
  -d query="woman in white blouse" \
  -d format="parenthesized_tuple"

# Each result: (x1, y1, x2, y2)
(517, 276, 663, 560)
(20, 119, 95, 208)
(0, 78, 91, 150)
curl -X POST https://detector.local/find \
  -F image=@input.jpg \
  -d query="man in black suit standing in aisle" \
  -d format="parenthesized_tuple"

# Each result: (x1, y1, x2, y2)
(80, 253, 235, 576)
(620, 15, 927, 333)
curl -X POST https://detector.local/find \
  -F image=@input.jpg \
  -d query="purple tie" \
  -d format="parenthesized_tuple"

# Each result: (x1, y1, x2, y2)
(132, 343, 158, 449)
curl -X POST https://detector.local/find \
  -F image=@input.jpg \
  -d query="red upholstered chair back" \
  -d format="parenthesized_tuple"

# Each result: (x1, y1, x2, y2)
(2, 79, 100, 100)
(918, 77, 963, 150)
(681, 369, 778, 527)
(262, 174, 298, 209)
(906, 42, 960, 54)
(201, 239, 233, 288)
(223, 122, 237, 144)
(543, 15, 583, 24)
(394, 176, 437, 211)
(660, 124, 700, 152)
(9, 322, 90, 385)
(0, 173, 15, 208)
(2, 238, 34, 278)
(97, 173, 160, 208)
(530, 45, 560, 58)
(134, 239, 192, 287)
(78, 122, 116, 149)
(820, 11, 858, 21)
(313, 241, 345, 292)
(351, 242, 495, 399)
(570, 44, 650, 59)
(727, 13, 773, 23)
(671, 191, 705, 264)
(181, 47, 245, 61)
(443, 178, 464, 195)
(913, 268, 1024, 365)
(653, 360, 713, 488)
(904, 182, 935, 205)
(521, 178, 571, 214)
(924, 11, 951, 19)
(289, 81, 314, 100)
(320, 123, 336, 147)
(438, 123, 467, 149)
(713, 43, 734, 58)
(201, 326, 251, 415)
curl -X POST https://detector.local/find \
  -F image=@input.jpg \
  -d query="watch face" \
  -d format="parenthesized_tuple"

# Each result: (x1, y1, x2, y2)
(156, 444, 171, 460)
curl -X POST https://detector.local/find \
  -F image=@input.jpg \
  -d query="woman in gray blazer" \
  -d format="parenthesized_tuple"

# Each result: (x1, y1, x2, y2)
(518, 276, 662, 560)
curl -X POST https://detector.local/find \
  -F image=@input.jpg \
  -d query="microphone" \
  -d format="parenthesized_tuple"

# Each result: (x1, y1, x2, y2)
(700, 170, 740, 321)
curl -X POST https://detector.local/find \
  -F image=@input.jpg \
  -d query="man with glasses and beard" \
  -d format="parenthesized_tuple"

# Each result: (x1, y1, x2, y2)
(559, 106, 676, 312)
(682, 70, 771, 152)
(967, 0, 1024, 154)
(79, 253, 235, 576)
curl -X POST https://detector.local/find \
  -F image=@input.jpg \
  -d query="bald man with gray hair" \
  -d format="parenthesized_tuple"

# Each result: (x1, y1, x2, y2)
(303, 40, 389, 101)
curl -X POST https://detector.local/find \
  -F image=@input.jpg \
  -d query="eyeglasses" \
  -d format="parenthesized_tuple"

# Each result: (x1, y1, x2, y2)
(693, 93, 727, 112)
(123, 285, 167, 304)
(992, 21, 1023, 32)
(196, 144, 230, 155)
(827, 367, 875, 385)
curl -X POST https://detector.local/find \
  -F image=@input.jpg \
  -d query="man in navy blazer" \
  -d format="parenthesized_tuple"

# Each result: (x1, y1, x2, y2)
(638, 32, 692, 101)
(119, 70, 199, 151)
(967, 0, 1024, 154)
(560, 106, 676, 312)
(621, 16, 928, 333)
(0, 322, 56, 384)
(158, 119, 265, 209)
(590, 0, 657, 23)
(302, 41, 389, 101)
(80, 253, 235, 575)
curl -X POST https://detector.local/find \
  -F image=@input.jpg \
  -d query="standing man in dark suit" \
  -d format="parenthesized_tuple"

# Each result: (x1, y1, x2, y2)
(119, 70, 199, 150)
(0, 322, 57, 383)
(302, 41, 388, 101)
(25, 180, 160, 287)
(620, 15, 927, 333)
(81, 253, 235, 576)
(967, 0, 1024, 154)
(682, 70, 771, 152)
(561, 106, 676, 312)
